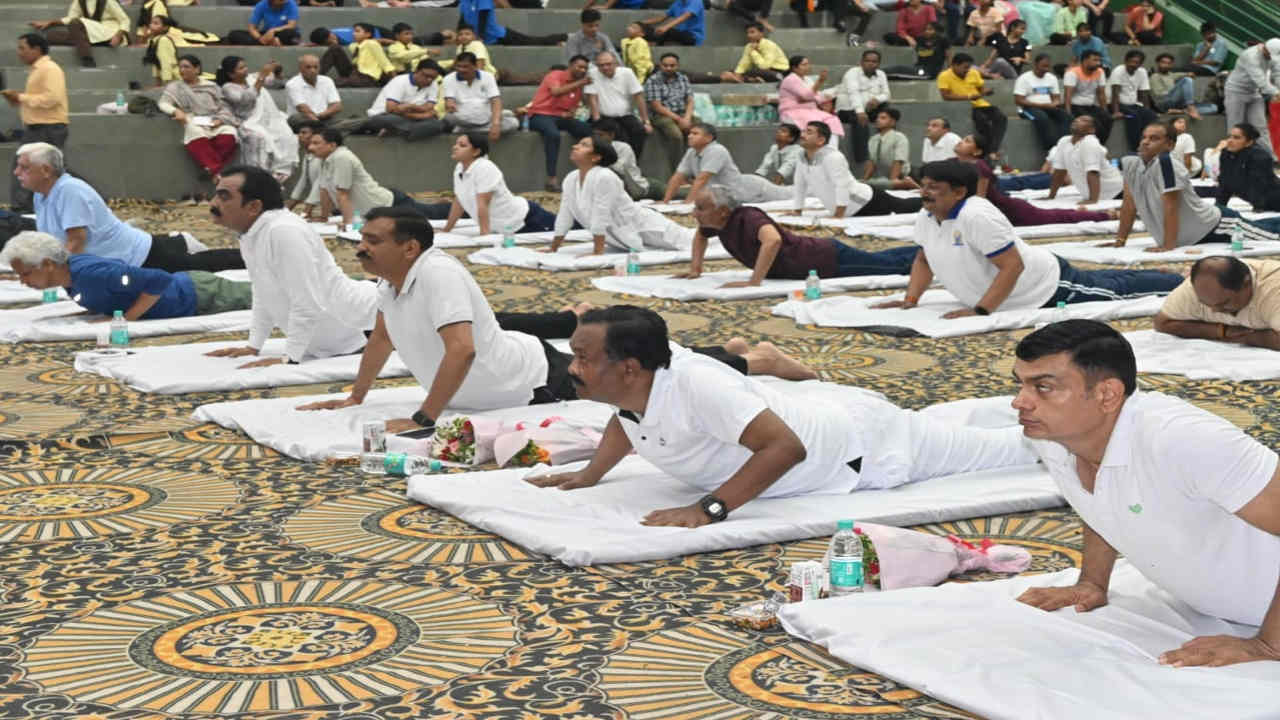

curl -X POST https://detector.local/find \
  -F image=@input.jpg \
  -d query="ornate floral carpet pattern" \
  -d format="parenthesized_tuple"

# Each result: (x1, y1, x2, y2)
(0, 199, 1275, 719)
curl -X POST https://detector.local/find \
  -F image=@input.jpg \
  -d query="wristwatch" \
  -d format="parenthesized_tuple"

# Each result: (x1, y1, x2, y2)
(699, 494, 729, 523)
(973, 305, 991, 316)
(411, 410, 435, 429)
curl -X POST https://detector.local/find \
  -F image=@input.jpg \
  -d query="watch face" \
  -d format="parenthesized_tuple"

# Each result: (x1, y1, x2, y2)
(708, 502, 723, 514)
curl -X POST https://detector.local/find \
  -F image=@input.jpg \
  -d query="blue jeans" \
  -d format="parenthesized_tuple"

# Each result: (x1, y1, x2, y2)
(1046, 255, 1182, 305)
(833, 242, 918, 276)
(528, 114, 593, 178)
(519, 200, 557, 233)
(997, 172, 1052, 193)
(1020, 107, 1072, 153)
(1155, 77, 1217, 114)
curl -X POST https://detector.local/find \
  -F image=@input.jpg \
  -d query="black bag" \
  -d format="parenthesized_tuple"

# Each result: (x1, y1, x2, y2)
(0, 210, 37, 251)
(127, 94, 161, 117)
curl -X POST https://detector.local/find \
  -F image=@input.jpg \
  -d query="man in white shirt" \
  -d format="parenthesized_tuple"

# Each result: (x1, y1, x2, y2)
(361, 59, 444, 141)
(586, 51, 652, 159)
(1014, 53, 1072, 154)
(835, 49, 891, 169)
(308, 129, 451, 228)
(1011, 319, 1280, 668)
(789, 121, 921, 218)
(527, 305, 1036, 527)
(442, 52, 515, 142)
(920, 116, 961, 165)
(285, 54, 343, 131)
(1047, 115, 1124, 205)
(206, 165, 375, 368)
(1224, 38, 1280, 159)
(874, 159, 1181, 318)
(662, 122, 790, 204)
(1109, 49, 1156, 153)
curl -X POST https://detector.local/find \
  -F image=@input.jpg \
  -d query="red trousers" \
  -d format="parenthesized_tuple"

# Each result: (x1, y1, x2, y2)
(185, 134, 238, 176)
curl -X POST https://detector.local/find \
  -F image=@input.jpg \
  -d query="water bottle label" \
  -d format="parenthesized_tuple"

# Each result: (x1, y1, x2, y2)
(384, 453, 407, 475)
(804, 286, 821, 300)
(109, 328, 129, 346)
(42, 289, 58, 303)
(830, 558, 863, 589)
(503, 236, 516, 248)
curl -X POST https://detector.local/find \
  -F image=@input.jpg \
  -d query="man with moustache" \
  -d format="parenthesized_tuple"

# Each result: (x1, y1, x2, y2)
(298, 206, 819, 433)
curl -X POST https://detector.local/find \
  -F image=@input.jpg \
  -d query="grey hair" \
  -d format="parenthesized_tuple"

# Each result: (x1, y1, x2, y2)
(0, 231, 69, 268)
(704, 184, 740, 211)
(17, 142, 64, 175)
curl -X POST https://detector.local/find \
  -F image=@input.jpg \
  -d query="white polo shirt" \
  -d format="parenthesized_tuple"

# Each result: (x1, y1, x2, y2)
(1013, 70, 1060, 106)
(285, 74, 340, 114)
(921, 131, 961, 163)
(452, 157, 529, 232)
(368, 72, 437, 117)
(377, 248, 547, 410)
(1108, 65, 1150, 106)
(1051, 135, 1124, 201)
(442, 70, 500, 125)
(791, 145, 873, 215)
(585, 66, 642, 118)
(616, 350, 863, 498)
(912, 196, 1060, 310)
(1028, 392, 1280, 626)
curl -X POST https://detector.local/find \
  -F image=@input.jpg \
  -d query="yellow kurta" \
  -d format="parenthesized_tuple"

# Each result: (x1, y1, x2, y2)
(348, 38, 395, 81)
(439, 40, 499, 78)
(387, 41, 429, 73)
(620, 37, 653, 82)
(61, 0, 130, 44)
(149, 28, 189, 83)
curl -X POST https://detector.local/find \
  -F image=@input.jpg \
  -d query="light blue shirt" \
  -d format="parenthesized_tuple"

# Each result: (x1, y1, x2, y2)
(34, 174, 152, 266)
(1194, 37, 1228, 70)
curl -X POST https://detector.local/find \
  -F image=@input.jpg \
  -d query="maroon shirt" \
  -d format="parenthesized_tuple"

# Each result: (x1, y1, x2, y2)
(699, 206, 838, 279)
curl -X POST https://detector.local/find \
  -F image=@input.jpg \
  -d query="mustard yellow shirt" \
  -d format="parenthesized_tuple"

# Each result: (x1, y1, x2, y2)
(387, 40, 429, 73)
(734, 37, 789, 74)
(936, 67, 991, 108)
(20, 55, 69, 125)
(348, 38, 395, 81)
(620, 36, 653, 82)
(440, 40, 498, 79)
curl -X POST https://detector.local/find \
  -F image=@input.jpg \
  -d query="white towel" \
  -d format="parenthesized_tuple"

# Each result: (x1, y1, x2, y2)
(468, 240, 730, 272)
(0, 281, 65, 305)
(772, 289, 1165, 338)
(1046, 237, 1280, 265)
(638, 200, 694, 214)
(1127, 329, 1280, 381)
(406, 458, 1059, 566)
(846, 219, 1145, 241)
(778, 560, 1280, 720)
(74, 339, 409, 394)
(591, 269, 909, 301)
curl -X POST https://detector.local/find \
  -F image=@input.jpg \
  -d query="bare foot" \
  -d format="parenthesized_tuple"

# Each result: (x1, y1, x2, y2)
(743, 341, 819, 381)
(723, 336, 750, 355)
(1105, 208, 1119, 220)
(1187, 106, 1201, 121)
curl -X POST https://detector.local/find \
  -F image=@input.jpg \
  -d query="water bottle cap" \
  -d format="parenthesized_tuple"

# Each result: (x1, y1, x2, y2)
(1056, 301, 1066, 309)
(837, 519, 854, 530)
(808, 269, 817, 277)
(113, 310, 123, 318)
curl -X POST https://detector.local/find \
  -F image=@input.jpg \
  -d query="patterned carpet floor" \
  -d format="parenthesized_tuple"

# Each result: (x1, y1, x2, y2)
(0, 196, 1274, 719)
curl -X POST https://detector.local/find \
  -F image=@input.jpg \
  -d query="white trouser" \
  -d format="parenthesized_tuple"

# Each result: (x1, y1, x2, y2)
(734, 174, 794, 204)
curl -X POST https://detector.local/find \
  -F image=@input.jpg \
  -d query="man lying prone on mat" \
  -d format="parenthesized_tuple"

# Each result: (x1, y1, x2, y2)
(0, 231, 252, 320)
(1153, 256, 1280, 351)
(298, 208, 818, 434)
(527, 305, 1036, 528)
(1012, 320, 1280, 668)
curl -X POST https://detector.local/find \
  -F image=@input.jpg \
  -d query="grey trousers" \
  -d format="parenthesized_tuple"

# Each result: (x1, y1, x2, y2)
(10, 123, 68, 211)
(1224, 91, 1274, 159)
(361, 113, 446, 141)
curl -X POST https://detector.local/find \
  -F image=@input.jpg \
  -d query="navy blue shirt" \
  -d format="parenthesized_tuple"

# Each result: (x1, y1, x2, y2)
(66, 255, 197, 319)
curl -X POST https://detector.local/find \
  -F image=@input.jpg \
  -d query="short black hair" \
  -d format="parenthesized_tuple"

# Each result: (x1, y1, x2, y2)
(930, 116, 950, 129)
(1008, 18, 1025, 29)
(861, 49, 881, 61)
(221, 165, 285, 211)
(319, 128, 344, 145)
(295, 120, 323, 133)
(587, 135, 618, 167)
(178, 54, 201, 68)
(463, 131, 490, 156)
(878, 107, 901, 123)
(568, 53, 589, 65)
(920, 159, 978, 197)
(952, 52, 973, 65)
(392, 22, 413, 34)
(454, 51, 478, 65)
(415, 58, 442, 74)
(660, 52, 680, 63)
(580, 7, 602, 22)
(1233, 122, 1262, 142)
(1124, 49, 1145, 62)
(691, 121, 717, 139)
(745, 22, 765, 32)
(1076, 21, 1090, 32)
(806, 120, 831, 144)
(1080, 49, 1101, 61)
(593, 117, 621, 137)
(354, 22, 377, 35)
(1155, 52, 1174, 63)
(1190, 255, 1251, 291)
(1015, 319, 1137, 396)
(456, 22, 476, 32)
(18, 33, 49, 54)
(1033, 52, 1050, 64)
(969, 132, 991, 155)
(1200, 21, 1216, 34)
(779, 122, 801, 142)
(578, 305, 672, 371)
(309, 27, 332, 44)
(365, 206, 435, 251)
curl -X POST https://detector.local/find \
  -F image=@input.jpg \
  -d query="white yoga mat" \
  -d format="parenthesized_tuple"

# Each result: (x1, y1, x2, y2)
(847, 218, 1143, 241)
(193, 389, 613, 461)
(467, 238, 730, 272)
(0, 282, 65, 305)
(772, 289, 1165, 338)
(638, 200, 694, 215)
(1045, 237, 1280, 265)
(73, 339, 410, 394)
(1127, 329, 1280, 381)
(591, 269, 910, 301)
(778, 560, 1280, 720)
(406, 458, 1058, 567)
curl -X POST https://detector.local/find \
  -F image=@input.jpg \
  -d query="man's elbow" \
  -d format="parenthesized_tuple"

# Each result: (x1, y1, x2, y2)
(781, 436, 807, 466)
(1152, 312, 1177, 335)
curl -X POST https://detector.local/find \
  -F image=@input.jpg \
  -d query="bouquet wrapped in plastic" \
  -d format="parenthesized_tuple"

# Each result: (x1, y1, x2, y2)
(851, 523, 1033, 590)
(494, 417, 603, 468)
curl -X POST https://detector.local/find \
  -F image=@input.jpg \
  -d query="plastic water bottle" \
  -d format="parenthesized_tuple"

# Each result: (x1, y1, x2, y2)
(827, 519, 864, 596)
(1230, 226, 1245, 254)
(109, 310, 129, 348)
(359, 452, 442, 476)
(1052, 300, 1068, 324)
(626, 250, 640, 274)
(41, 289, 58, 303)
(804, 269, 821, 300)
(502, 223, 517, 248)
(115, 91, 125, 109)
(351, 210, 363, 232)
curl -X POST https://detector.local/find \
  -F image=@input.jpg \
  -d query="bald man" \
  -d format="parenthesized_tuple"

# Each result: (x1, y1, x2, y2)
(285, 54, 343, 131)
(1153, 256, 1280, 350)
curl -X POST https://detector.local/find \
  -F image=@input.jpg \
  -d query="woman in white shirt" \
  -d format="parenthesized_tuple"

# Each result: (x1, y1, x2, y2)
(548, 137, 693, 255)
(441, 132, 555, 235)
(1170, 116, 1202, 177)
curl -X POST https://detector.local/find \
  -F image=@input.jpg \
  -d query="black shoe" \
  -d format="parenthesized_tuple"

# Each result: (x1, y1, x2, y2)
(80, 56, 96, 68)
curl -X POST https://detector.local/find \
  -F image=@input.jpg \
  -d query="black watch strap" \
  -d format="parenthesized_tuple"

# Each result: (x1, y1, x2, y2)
(699, 494, 729, 523)
(411, 410, 435, 429)
(973, 305, 990, 316)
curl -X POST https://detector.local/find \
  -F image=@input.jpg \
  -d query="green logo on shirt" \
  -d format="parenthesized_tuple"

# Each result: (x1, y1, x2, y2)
(1129, 503, 1143, 514)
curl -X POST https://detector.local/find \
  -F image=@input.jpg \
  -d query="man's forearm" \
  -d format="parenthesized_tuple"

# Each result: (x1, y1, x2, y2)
(903, 253, 931, 301)
(123, 292, 162, 321)
(976, 263, 1021, 312)
(1086, 171, 1100, 203)
(1153, 315, 1239, 341)
(1078, 522, 1118, 590)
(712, 443, 804, 511)
(688, 232, 707, 274)
(337, 190, 354, 225)
(578, 416, 633, 483)
(419, 347, 475, 420)
(349, 329, 395, 402)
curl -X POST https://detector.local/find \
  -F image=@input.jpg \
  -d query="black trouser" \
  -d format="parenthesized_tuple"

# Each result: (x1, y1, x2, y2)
(224, 28, 301, 45)
(1070, 104, 1112, 144)
(10, 123, 68, 212)
(507, 311, 749, 403)
(1117, 103, 1156, 152)
(837, 109, 876, 164)
(43, 20, 112, 61)
(972, 106, 1007, 157)
(142, 233, 245, 273)
(596, 114, 647, 159)
(1088, 8, 1113, 37)
(1048, 33, 1073, 45)
(856, 187, 923, 216)
(1022, 107, 1072, 153)
(728, 0, 773, 23)
(832, 0, 871, 33)
(391, 189, 452, 219)
(497, 29, 569, 46)
(320, 45, 382, 86)
(646, 27, 698, 46)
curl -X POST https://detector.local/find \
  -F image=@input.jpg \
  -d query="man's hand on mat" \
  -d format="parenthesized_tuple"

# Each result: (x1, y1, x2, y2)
(384, 418, 421, 434)
(1159, 634, 1280, 668)
(237, 357, 287, 369)
(524, 471, 597, 490)
(719, 280, 760, 288)
(871, 299, 915, 309)
(641, 504, 708, 528)
(1016, 580, 1108, 613)
(206, 346, 259, 358)
(296, 396, 361, 411)
(1144, 246, 1175, 254)
(942, 308, 977, 319)
(671, 271, 701, 280)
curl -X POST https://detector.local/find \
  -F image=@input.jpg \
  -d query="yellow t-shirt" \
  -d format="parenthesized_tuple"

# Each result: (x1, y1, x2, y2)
(620, 36, 653, 82)
(1158, 260, 1280, 331)
(348, 38, 395, 81)
(936, 67, 991, 108)
(387, 41, 429, 73)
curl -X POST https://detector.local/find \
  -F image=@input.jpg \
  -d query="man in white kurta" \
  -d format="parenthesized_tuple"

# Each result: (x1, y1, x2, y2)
(1047, 115, 1124, 205)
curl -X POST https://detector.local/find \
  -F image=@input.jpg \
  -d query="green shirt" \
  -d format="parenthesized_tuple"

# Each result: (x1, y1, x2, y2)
(1052, 6, 1088, 36)
(867, 129, 911, 178)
